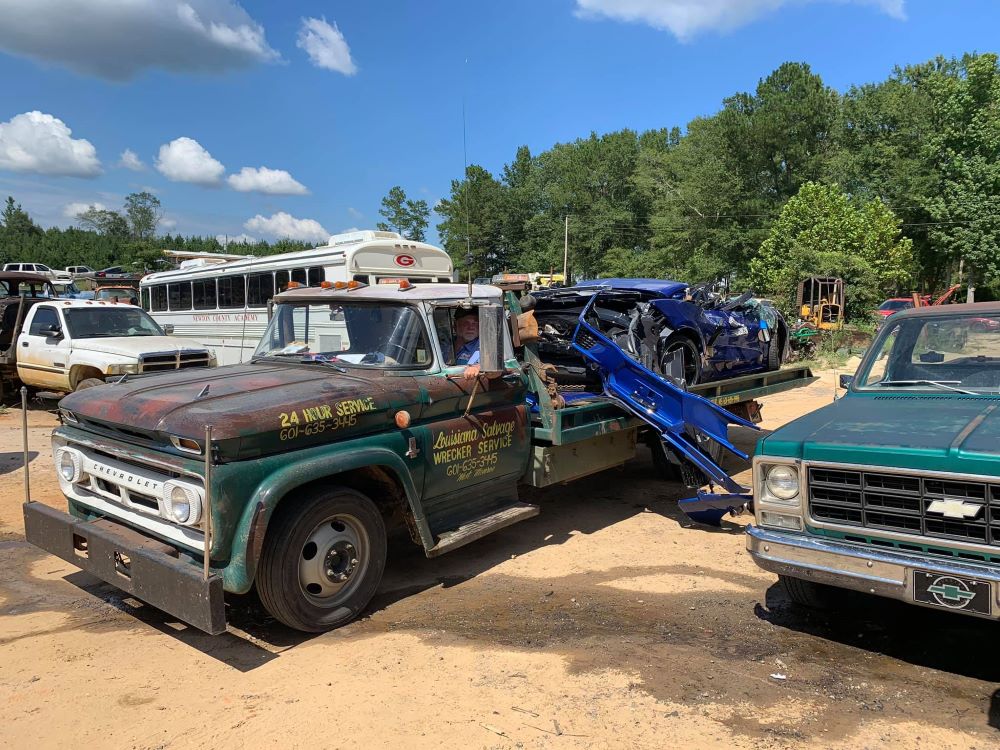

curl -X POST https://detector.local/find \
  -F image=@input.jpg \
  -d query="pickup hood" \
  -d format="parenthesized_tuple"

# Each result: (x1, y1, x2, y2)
(60, 363, 421, 461)
(72, 336, 206, 359)
(760, 395, 1000, 475)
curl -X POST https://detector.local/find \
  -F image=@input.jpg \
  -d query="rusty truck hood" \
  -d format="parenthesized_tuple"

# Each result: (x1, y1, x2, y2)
(60, 363, 418, 460)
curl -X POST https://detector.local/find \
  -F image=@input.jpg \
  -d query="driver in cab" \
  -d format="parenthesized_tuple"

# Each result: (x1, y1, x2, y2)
(453, 307, 481, 380)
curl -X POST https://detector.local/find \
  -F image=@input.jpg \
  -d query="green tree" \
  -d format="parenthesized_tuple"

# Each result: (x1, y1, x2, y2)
(377, 185, 430, 241)
(747, 182, 914, 319)
(124, 191, 162, 240)
(76, 207, 130, 239)
(0, 196, 43, 263)
(435, 165, 508, 278)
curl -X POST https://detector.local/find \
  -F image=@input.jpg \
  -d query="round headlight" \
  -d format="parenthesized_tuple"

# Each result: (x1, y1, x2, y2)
(57, 449, 82, 483)
(765, 465, 800, 500)
(170, 486, 191, 523)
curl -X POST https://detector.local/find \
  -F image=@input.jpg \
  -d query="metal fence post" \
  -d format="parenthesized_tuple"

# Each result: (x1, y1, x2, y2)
(21, 386, 30, 504)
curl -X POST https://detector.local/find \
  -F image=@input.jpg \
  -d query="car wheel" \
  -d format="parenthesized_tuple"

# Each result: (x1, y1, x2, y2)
(75, 378, 106, 391)
(778, 575, 835, 609)
(766, 332, 782, 371)
(659, 336, 702, 386)
(257, 487, 387, 632)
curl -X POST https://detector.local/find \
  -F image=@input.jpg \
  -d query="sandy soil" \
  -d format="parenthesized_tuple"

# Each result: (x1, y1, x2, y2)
(1, 371, 998, 750)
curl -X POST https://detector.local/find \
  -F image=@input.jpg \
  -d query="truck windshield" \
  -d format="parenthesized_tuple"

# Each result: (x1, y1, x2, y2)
(856, 313, 1000, 393)
(254, 301, 433, 369)
(64, 307, 165, 338)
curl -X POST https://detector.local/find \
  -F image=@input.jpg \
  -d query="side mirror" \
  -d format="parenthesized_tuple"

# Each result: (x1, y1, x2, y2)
(163, 324, 175, 335)
(477, 304, 505, 373)
(839, 374, 854, 389)
(44, 324, 63, 338)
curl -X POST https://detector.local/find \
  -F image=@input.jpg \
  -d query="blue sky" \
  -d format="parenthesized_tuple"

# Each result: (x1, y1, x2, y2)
(0, 0, 996, 246)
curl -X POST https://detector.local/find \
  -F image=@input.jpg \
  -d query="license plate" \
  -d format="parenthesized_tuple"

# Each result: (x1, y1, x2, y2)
(912, 570, 993, 615)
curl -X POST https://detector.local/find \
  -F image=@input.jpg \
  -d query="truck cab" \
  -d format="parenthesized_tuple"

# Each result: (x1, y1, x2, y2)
(748, 302, 1000, 619)
(15, 300, 214, 392)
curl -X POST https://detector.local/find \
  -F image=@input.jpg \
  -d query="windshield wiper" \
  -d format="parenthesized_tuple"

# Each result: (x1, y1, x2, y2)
(878, 380, 976, 395)
(299, 357, 347, 373)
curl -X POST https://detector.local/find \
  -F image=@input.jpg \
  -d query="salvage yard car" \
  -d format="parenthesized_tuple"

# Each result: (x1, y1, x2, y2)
(0, 278, 214, 398)
(747, 302, 1000, 619)
(531, 278, 787, 387)
(23, 281, 813, 634)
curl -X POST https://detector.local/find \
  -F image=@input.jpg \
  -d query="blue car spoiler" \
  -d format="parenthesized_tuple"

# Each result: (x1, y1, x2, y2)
(570, 293, 756, 520)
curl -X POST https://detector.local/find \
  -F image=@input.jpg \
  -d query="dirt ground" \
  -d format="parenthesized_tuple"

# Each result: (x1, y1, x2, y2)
(1, 370, 999, 749)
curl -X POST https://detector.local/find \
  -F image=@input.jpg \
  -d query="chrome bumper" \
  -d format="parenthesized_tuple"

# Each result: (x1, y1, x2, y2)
(746, 525, 1000, 620)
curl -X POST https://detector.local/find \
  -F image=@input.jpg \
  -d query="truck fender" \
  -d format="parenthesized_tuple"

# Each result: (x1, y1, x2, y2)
(224, 446, 428, 594)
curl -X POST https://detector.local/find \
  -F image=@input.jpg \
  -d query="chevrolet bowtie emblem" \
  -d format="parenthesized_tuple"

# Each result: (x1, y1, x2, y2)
(927, 499, 982, 520)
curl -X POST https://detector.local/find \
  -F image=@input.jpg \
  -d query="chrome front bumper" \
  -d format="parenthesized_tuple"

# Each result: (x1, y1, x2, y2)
(746, 524, 1000, 620)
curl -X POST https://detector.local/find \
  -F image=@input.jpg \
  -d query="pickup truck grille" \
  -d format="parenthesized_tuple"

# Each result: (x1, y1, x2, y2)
(139, 351, 211, 372)
(808, 466, 1000, 547)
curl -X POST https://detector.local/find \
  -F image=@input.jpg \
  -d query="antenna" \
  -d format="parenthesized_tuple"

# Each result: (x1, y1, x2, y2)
(463, 61, 473, 302)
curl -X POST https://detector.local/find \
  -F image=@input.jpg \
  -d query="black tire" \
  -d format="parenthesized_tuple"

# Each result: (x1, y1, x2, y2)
(646, 433, 681, 482)
(779, 574, 834, 609)
(257, 487, 387, 632)
(659, 335, 702, 386)
(766, 331, 782, 371)
(75, 377, 106, 391)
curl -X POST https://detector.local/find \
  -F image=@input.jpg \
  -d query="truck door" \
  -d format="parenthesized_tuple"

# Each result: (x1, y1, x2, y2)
(16, 305, 71, 390)
(410, 304, 531, 535)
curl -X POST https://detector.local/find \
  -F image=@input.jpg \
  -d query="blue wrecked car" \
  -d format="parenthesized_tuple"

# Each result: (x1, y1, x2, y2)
(530, 278, 788, 387)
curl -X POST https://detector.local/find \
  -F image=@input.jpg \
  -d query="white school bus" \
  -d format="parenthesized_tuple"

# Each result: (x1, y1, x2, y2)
(140, 230, 453, 365)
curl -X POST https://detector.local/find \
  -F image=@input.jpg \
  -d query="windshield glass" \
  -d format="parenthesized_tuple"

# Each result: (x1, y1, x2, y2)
(96, 288, 138, 302)
(856, 312, 1000, 393)
(254, 301, 433, 368)
(64, 307, 164, 338)
(879, 299, 912, 312)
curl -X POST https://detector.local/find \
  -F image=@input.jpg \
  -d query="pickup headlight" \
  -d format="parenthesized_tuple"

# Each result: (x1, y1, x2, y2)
(55, 447, 85, 484)
(764, 465, 800, 501)
(162, 480, 203, 526)
(107, 363, 140, 375)
(208, 353, 218, 367)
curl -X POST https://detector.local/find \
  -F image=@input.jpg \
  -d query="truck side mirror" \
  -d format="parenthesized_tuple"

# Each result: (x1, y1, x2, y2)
(477, 304, 505, 373)
(163, 324, 174, 334)
(839, 374, 854, 389)
(43, 324, 62, 338)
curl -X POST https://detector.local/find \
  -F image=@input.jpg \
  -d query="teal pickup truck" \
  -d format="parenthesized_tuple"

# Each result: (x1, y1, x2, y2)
(748, 302, 1000, 619)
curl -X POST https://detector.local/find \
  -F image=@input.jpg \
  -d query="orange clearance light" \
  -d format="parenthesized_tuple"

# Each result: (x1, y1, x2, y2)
(287, 281, 302, 289)
(394, 410, 411, 429)
(320, 281, 333, 289)
(334, 281, 348, 290)
(398, 280, 413, 290)
(347, 280, 361, 289)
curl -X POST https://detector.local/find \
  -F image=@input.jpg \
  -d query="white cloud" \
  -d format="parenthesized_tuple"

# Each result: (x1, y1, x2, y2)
(245, 212, 329, 243)
(227, 166, 309, 195)
(297, 17, 357, 75)
(216, 233, 258, 246)
(574, 0, 905, 40)
(119, 149, 145, 171)
(63, 201, 106, 218)
(155, 137, 225, 185)
(0, 0, 279, 81)
(160, 217, 178, 230)
(0, 111, 101, 177)
(347, 206, 363, 219)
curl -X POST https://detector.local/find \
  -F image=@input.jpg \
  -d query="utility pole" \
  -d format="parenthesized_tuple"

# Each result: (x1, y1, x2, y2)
(563, 215, 569, 280)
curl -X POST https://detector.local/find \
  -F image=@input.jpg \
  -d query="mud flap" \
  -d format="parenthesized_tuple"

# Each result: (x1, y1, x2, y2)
(23, 502, 226, 635)
(571, 293, 756, 495)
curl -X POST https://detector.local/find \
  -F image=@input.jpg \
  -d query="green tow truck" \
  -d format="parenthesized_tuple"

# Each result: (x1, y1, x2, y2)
(748, 302, 1000, 619)
(24, 282, 813, 634)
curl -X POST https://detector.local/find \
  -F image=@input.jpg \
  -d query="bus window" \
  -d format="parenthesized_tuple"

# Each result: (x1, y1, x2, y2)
(150, 285, 167, 312)
(276, 270, 290, 293)
(248, 272, 274, 306)
(218, 275, 246, 309)
(141, 288, 150, 311)
(353, 274, 370, 284)
(167, 282, 191, 311)
(193, 279, 217, 310)
(308, 267, 323, 286)
(291, 268, 307, 286)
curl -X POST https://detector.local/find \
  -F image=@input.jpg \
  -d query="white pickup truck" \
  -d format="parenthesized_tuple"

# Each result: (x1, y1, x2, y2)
(4, 296, 215, 394)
